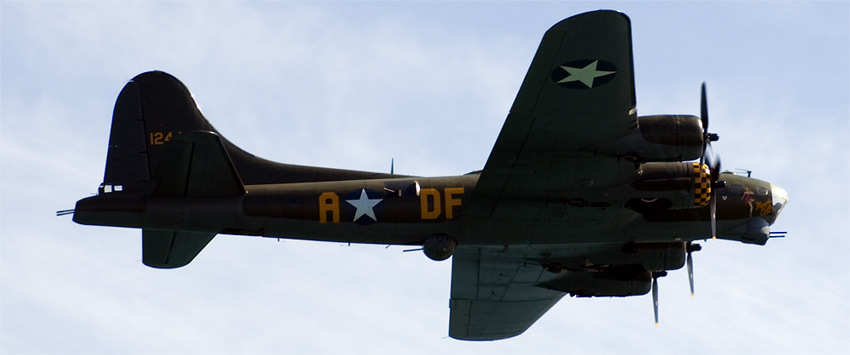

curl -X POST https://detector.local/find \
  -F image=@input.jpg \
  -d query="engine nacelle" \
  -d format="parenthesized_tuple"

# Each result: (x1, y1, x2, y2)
(592, 115, 703, 162)
(626, 162, 710, 213)
(538, 268, 651, 297)
(536, 242, 685, 297)
(423, 234, 457, 261)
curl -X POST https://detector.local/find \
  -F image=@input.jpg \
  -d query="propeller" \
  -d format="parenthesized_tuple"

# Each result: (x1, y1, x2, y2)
(686, 241, 702, 297)
(681, 83, 717, 305)
(699, 83, 719, 157)
(698, 83, 722, 239)
(650, 84, 725, 325)
(709, 154, 721, 239)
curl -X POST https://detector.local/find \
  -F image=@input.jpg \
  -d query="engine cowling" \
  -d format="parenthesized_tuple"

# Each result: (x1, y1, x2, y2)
(626, 162, 711, 213)
(538, 268, 652, 297)
(593, 115, 704, 162)
(536, 242, 686, 297)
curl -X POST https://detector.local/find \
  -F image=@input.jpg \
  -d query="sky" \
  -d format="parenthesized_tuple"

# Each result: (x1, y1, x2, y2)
(1, 1, 848, 354)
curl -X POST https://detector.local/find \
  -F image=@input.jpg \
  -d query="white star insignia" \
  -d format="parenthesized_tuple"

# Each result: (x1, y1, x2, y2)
(346, 189, 383, 222)
(557, 60, 616, 88)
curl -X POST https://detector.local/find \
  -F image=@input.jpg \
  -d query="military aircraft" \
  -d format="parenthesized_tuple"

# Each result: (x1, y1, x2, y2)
(64, 10, 788, 340)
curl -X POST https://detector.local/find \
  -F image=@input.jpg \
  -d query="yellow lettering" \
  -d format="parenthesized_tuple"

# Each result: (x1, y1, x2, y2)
(755, 200, 772, 216)
(444, 187, 464, 219)
(149, 132, 173, 145)
(420, 188, 441, 219)
(319, 192, 339, 223)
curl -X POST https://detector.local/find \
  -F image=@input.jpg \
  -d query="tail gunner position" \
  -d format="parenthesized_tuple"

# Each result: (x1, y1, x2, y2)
(64, 10, 787, 341)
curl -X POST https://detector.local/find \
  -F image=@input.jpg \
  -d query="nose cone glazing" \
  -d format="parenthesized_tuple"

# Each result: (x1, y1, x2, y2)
(770, 184, 789, 218)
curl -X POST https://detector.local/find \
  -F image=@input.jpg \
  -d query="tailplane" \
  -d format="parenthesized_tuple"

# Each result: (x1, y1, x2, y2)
(142, 230, 216, 268)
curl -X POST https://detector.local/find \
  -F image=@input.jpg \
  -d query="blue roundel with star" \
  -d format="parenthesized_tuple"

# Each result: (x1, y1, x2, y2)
(343, 189, 385, 225)
(551, 59, 617, 89)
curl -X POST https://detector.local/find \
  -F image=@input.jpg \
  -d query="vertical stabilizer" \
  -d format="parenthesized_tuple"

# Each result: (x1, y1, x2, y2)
(103, 71, 217, 194)
(100, 70, 399, 196)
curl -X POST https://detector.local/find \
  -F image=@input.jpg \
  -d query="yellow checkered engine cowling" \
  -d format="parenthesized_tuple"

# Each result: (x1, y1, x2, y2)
(632, 162, 712, 210)
(692, 163, 711, 206)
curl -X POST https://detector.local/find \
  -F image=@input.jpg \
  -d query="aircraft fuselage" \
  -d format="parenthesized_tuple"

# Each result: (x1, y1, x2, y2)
(74, 171, 780, 247)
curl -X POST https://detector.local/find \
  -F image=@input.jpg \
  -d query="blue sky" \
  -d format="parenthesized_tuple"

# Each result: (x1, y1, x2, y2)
(2, 1, 848, 353)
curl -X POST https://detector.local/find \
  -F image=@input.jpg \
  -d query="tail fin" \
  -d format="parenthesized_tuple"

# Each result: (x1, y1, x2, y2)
(103, 71, 217, 194)
(102, 70, 395, 193)
(88, 71, 399, 269)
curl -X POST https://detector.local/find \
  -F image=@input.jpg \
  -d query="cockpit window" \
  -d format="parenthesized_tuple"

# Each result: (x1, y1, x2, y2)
(757, 187, 768, 195)
(730, 184, 743, 195)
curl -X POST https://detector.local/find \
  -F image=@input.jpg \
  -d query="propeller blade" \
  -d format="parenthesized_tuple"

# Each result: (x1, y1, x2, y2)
(698, 83, 719, 166)
(704, 143, 716, 169)
(710, 194, 717, 240)
(650, 271, 666, 326)
(699, 83, 707, 167)
(709, 154, 720, 239)
(701, 82, 709, 132)
(652, 275, 659, 326)
(687, 251, 695, 298)
(685, 242, 702, 298)
(709, 154, 722, 181)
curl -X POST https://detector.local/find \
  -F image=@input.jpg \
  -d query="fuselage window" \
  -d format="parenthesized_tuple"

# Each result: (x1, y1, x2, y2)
(757, 187, 768, 195)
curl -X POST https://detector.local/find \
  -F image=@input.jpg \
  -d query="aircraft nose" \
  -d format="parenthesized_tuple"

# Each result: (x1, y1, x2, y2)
(770, 184, 789, 217)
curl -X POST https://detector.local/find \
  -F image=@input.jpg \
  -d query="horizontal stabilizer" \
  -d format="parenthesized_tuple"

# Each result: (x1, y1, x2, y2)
(151, 131, 245, 198)
(143, 229, 216, 268)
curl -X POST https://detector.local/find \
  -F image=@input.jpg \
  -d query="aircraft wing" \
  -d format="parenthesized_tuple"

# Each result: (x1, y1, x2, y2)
(448, 246, 564, 340)
(452, 10, 636, 340)
(469, 10, 636, 218)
